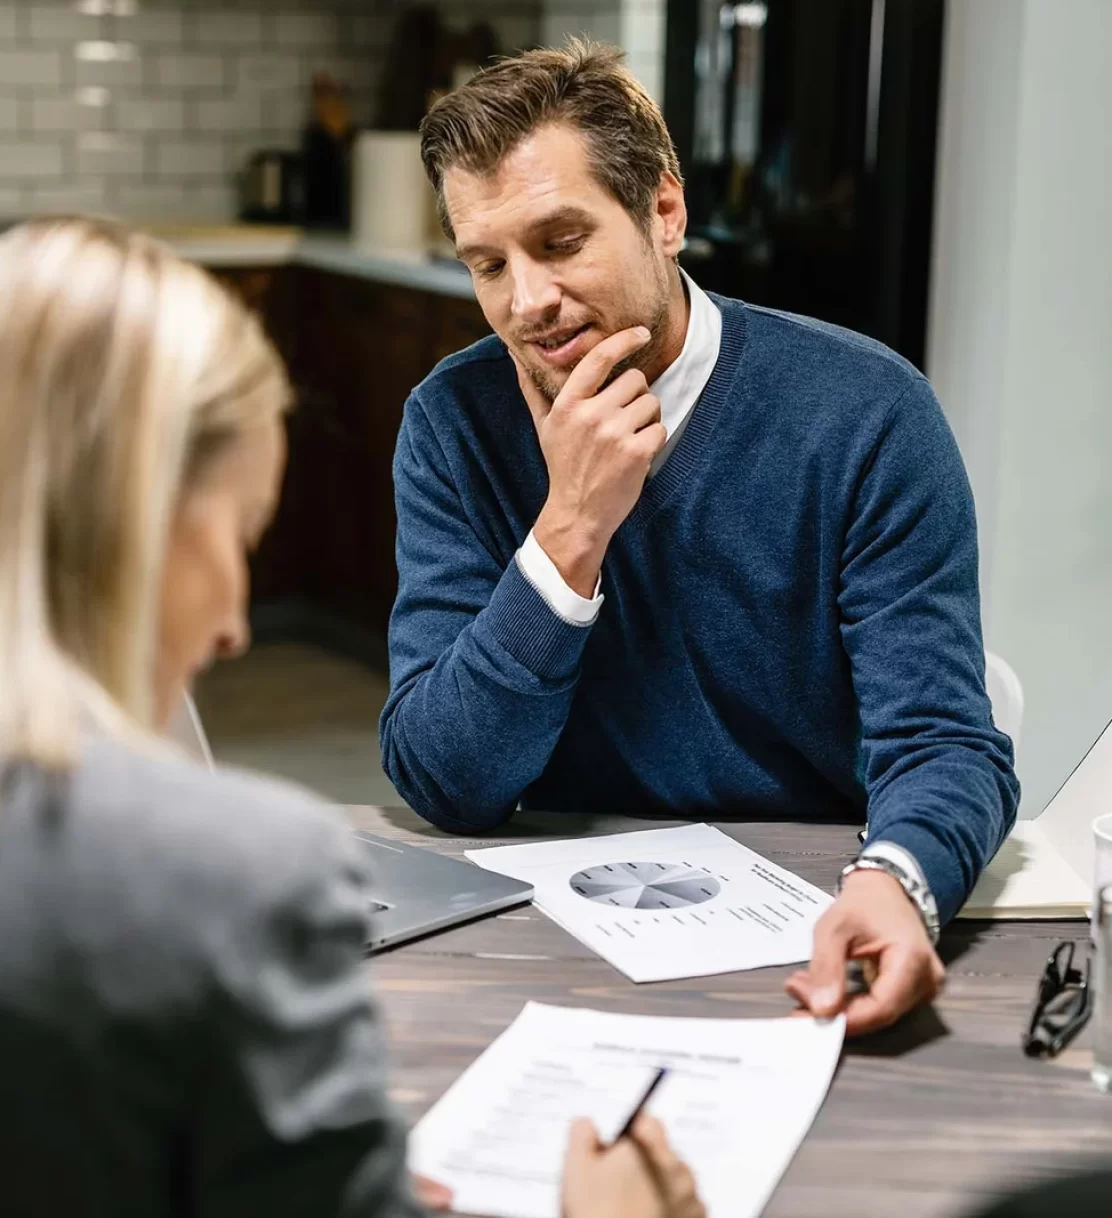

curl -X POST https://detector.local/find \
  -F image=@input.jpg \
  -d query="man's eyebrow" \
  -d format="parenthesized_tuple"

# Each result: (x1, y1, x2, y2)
(456, 207, 596, 262)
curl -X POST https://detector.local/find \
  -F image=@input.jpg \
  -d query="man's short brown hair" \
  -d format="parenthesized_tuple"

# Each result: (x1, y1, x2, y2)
(419, 40, 682, 241)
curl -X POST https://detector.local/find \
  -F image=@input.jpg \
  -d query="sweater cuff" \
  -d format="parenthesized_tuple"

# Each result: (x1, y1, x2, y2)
(476, 555, 594, 683)
(865, 819, 967, 926)
(518, 530, 604, 625)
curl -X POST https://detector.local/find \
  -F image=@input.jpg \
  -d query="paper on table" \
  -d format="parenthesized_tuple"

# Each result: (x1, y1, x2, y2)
(466, 824, 833, 982)
(959, 714, 1112, 919)
(960, 820, 1089, 919)
(408, 1001, 845, 1218)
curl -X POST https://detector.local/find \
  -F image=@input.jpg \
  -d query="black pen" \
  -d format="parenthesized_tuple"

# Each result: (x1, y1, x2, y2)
(612, 1067, 669, 1144)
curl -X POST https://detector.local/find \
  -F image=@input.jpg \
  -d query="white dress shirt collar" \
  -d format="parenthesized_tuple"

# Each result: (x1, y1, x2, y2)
(650, 269, 724, 441)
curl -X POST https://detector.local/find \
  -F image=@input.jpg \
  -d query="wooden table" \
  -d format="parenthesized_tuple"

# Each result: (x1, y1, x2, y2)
(344, 806, 1112, 1218)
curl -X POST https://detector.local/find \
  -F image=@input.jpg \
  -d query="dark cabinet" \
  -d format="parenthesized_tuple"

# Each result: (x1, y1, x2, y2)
(209, 266, 304, 606)
(209, 261, 489, 650)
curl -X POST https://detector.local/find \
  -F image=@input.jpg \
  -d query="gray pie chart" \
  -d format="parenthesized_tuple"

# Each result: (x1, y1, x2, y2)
(569, 862, 721, 910)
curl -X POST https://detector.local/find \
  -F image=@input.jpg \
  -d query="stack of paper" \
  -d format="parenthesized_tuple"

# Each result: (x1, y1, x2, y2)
(960, 715, 1111, 919)
(466, 823, 833, 982)
(409, 1001, 845, 1218)
(960, 820, 1089, 919)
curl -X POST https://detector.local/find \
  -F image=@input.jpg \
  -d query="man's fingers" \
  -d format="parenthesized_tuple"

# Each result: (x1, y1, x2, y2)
(510, 350, 552, 430)
(594, 366, 650, 411)
(800, 916, 853, 1017)
(624, 393, 663, 433)
(842, 947, 942, 1037)
(561, 326, 651, 402)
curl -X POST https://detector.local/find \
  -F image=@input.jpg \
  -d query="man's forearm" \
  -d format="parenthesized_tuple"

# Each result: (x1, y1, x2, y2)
(380, 555, 593, 829)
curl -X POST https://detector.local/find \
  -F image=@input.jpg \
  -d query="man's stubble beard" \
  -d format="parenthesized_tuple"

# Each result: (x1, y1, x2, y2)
(526, 269, 673, 404)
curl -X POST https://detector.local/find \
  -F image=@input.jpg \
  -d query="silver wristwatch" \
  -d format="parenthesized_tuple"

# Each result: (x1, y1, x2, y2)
(838, 855, 941, 944)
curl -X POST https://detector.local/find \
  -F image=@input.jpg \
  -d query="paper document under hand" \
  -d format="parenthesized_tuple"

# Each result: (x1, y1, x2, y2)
(960, 715, 1112, 919)
(408, 1001, 845, 1218)
(466, 824, 833, 982)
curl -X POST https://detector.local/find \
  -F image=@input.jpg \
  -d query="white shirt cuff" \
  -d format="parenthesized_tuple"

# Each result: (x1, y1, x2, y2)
(517, 530, 603, 626)
(858, 839, 938, 919)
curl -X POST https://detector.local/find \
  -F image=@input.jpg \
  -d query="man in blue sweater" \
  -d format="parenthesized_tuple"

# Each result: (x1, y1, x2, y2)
(380, 43, 1018, 1035)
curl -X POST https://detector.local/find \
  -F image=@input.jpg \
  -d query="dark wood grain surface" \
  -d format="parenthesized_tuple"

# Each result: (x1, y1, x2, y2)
(342, 806, 1112, 1218)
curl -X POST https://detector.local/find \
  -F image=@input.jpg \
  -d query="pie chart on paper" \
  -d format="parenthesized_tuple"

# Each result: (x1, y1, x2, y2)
(568, 861, 722, 910)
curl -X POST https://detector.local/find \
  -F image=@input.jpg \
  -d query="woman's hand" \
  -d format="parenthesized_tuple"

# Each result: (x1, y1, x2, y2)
(411, 1173, 453, 1211)
(561, 1115, 704, 1218)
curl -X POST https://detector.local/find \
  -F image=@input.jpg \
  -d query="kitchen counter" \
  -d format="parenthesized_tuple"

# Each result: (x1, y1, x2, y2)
(155, 225, 477, 301)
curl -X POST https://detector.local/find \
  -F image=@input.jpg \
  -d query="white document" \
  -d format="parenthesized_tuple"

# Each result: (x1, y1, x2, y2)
(409, 1001, 845, 1218)
(960, 716, 1111, 919)
(466, 824, 832, 982)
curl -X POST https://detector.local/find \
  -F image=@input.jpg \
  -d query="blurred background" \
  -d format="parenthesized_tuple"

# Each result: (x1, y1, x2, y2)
(0, 0, 1107, 820)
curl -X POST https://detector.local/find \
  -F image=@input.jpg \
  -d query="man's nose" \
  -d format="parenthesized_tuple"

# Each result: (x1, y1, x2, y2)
(510, 259, 561, 325)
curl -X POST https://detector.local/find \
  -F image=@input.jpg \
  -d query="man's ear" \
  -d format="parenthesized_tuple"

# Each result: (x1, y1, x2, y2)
(655, 171, 687, 260)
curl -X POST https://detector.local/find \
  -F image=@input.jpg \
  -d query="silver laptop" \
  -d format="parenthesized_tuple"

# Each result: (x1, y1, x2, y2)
(353, 832, 533, 951)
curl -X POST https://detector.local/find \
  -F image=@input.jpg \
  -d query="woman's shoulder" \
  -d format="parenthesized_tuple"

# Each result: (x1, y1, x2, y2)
(59, 735, 369, 945)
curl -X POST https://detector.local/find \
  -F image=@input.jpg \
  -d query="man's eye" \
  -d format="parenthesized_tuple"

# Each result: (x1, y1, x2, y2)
(475, 261, 504, 280)
(548, 237, 585, 254)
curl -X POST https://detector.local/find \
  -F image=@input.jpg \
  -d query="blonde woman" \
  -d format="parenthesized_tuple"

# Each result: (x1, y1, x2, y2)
(0, 218, 703, 1218)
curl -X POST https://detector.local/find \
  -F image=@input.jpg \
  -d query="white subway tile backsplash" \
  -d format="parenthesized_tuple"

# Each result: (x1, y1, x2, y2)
(223, 132, 269, 175)
(193, 12, 264, 48)
(27, 5, 99, 43)
(307, 56, 369, 91)
(121, 9, 185, 45)
(74, 52, 143, 88)
(345, 88, 377, 128)
(259, 92, 310, 135)
(0, 0, 552, 223)
(0, 49, 64, 88)
(185, 182, 239, 222)
(77, 132, 144, 175)
(155, 139, 225, 179)
(26, 182, 108, 215)
(114, 181, 191, 219)
(157, 52, 225, 91)
(0, 140, 65, 180)
(115, 96, 186, 132)
(275, 13, 338, 49)
(32, 94, 106, 131)
(348, 16, 385, 49)
(196, 95, 262, 133)
(237, 53, 302, 93)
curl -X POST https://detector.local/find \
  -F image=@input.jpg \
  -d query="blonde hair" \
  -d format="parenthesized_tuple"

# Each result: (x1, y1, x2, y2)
(0, 216, 290, 768)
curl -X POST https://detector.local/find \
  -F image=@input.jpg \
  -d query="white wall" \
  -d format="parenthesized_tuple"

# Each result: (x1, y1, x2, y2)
(928, 0, 1112, 815)
(543, 1, 622, 51)
(542, 0, 665, 103)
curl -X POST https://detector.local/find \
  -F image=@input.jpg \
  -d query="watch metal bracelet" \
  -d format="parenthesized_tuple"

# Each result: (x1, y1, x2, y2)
(838, 855, 942, 944)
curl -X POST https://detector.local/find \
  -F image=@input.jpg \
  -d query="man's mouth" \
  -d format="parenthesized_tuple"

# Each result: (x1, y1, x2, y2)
(526, 323, 594, 366)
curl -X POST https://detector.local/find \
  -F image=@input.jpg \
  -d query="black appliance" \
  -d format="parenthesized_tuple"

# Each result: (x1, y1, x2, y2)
(664, 0, 945, 369)
(239, 149, 304, 225)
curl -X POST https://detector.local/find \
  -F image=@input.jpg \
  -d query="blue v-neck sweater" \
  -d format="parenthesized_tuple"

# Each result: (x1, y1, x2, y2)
(380, 297, 1018, 923)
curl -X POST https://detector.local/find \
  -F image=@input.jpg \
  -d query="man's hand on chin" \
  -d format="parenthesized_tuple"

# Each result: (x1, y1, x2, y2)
(785, 869, 946, 1037)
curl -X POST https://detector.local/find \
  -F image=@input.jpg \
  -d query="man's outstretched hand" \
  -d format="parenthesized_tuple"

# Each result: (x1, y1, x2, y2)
(785, 869, 945, 1036)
